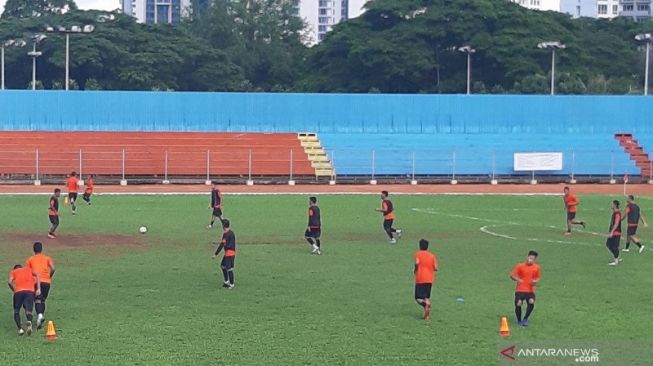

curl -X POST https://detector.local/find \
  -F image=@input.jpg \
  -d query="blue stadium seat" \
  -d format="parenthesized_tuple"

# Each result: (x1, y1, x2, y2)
(320, 134, 638, 176)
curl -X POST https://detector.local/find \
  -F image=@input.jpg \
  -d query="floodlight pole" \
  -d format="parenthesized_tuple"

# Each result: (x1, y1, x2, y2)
(457, 46, 476, 95)
(635, 33, 652, 96)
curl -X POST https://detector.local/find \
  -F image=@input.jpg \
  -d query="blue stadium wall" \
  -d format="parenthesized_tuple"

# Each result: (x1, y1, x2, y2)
(0, 91, 651, 133)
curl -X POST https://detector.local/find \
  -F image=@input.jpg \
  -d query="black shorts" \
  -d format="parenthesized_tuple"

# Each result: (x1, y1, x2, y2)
(305, 228, 321, 238)
(606, 236, 620, 249)
(37, 283, 51, 301)
(627, 226, 638, 236)
(383, 219, 394, 230)
(221, 256, 235, 269)
(49, 215, 59, 225)
(514, 292, 535, 304)
(68, 192, 78, 202)
(212, 208, 223, 217)
(567, 212, 576, 221)
(13, 291, 35, 311)
(414, 283, 432, 299)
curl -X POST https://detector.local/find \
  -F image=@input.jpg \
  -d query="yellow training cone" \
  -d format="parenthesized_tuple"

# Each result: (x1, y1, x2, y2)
(46, 321, 57, 340)
(64, 196, 69, 204)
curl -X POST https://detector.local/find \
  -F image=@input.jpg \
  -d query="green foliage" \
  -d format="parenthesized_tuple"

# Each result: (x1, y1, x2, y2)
(1, 0, 77, 19)
(0, 0, 651, 93)
(301, 0, 653, 94)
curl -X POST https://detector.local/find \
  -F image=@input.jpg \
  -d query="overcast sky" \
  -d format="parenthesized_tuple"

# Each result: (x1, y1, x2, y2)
(0, 0, 120, 14)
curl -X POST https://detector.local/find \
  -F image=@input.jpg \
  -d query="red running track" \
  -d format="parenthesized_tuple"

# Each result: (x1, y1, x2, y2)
(0, 132, 314, 176)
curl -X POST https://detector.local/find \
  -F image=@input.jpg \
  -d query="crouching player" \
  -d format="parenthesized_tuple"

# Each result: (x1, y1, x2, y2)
(8, 265, 41, 336)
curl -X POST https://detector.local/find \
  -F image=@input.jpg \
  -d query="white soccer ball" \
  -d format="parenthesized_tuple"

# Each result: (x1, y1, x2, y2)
(139, 226, 148, 234)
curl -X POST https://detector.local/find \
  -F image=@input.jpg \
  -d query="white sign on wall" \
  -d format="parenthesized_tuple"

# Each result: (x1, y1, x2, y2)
(514, 153, 563, 171)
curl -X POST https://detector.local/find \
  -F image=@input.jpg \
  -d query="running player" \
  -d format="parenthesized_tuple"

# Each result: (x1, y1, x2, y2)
(563, 186, 585, 235)
(26, 242, 55, 329)
(8, 264, 41, 336)
(414, 239, 438, 320)
(213, 219, 236, 289)
(66, 171, 79, 215)
(305, 196, 322, 255)
(623, 195, 647, 254)
(607, 200, 623, 266)
(206, 182, 224, 229)
(48, 189, 61, 239)
(510, 250, 541, 327)
(375, 191, 402, 244)
(82, 174, 94, 205)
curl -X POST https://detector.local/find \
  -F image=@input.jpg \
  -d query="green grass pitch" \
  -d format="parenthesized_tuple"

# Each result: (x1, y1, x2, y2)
(0, 193, 652, 365)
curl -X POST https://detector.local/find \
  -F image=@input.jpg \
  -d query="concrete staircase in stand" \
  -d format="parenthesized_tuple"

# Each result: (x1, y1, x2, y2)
(615, 133, 652, 179)
(298, 133, 334, 177)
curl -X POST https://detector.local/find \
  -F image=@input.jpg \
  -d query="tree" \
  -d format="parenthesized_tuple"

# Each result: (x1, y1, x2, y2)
(2, 0, 77, 19)
(300, 0, 649, 94)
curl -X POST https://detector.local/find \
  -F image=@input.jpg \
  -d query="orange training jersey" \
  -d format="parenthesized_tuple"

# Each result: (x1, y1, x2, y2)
(85, 178, 94, 193)
(511, 263, 541, 293)
(26, 254, 54, 284)
(10, 267, 36, 293)
(66, 177, 79, 193)
(414, 250, 437, 284)
(564, 194, 578, 213)
(382, 200, 395, 220)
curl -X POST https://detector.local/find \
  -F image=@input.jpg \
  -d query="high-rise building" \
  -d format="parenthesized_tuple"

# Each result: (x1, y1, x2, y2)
(619, 0, 652, 21)
(510, 0, 561, 12)
(297, 0, 366, 45)
(596, 0, 621, 19)
(121, 0, 193, 24)
(560, 0, 599, 18)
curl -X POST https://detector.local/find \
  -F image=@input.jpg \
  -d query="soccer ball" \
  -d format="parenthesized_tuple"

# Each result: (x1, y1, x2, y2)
(139, 226, 147, 234)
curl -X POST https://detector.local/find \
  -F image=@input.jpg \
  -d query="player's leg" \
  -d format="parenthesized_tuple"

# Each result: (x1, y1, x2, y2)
(35, 283, 50, 329)
(629, 229, 645, 253)
(514, 293, 524, 325)
(23, 293, 34, 335)
(384, 220, 396, 243)
(415, 284, 427, 308)
(48, 216, 59, 238)
(607, 238, 620, 265)
(13, 293, 24, 335)
(220, 257, 230, 287)
(522, 296, 535, 326)
(226, 257, 235, 288)
(69, 193, 77, 214)
(423, 285, 432, 320)
(315, 231, 322, 255)
(305, 229, 315, 246)
(565, 213, 573, 234)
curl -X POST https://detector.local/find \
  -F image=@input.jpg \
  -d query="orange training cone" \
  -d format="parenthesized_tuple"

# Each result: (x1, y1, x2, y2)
(499, 316, 510, 337)
(46, 321, 57, 340)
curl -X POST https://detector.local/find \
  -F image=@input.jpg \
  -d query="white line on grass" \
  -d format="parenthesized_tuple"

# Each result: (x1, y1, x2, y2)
(413, 207, 605, 247)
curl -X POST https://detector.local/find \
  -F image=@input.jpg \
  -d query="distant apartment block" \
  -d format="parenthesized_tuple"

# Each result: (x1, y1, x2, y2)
(296, 0, 366, 45)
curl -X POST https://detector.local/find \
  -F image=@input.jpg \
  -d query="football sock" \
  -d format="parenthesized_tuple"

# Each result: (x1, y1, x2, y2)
(228, 271, 234, 285)
(26, 314, 33, 322)
(306, 238, 315, 245)
(35, 303, 44, 314)
(14, 313, 21, 329)
(524, 304, 534, 320)
(515, 306, 522, 322)
(386, 230, 394, 239)
(635, 241, 643, 248)
(316, 239, 321, 248)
